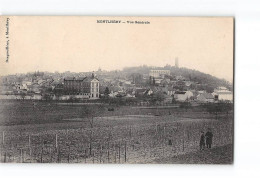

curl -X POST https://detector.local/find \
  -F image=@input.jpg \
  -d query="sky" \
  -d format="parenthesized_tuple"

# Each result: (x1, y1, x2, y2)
(0, 16, 233, 82)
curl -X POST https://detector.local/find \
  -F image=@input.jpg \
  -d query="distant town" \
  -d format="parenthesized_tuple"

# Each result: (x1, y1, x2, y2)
(0, 60, 233, 105)
(0, 60, 234, 164)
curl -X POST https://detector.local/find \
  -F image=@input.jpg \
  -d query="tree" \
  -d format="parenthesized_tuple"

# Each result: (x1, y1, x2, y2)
(81, 105, 105, 128)
(104, 87, 110, 98)
(53, 84, 64, 101)
(172, 95, 176, 104)
(42, 93, 52, 101)
(20, 92, 26, 101)
(131, 73, 143, 84)
(55, 92, 62, 101)
(152, 91, 165, 105)
(153, 77, 155, 85)
(68, 95, 77, 103)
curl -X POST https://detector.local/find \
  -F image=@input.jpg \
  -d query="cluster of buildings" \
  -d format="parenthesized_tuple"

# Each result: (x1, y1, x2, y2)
(0, 72, 100, 100)
(148, 69, 232, 103)
(0, 68, 233, 103)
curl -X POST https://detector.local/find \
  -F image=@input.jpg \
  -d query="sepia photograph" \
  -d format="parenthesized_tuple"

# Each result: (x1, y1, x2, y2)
(0, 16, 234, 164)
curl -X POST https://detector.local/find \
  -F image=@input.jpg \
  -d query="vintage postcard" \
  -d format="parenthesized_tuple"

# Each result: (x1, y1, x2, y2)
(0, 16, 234, 164)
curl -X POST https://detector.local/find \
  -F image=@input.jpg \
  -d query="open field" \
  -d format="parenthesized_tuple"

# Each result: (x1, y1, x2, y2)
(0, 100, 231, 126)
(153, 144, 233, 164)
(0, 100, 233, 163)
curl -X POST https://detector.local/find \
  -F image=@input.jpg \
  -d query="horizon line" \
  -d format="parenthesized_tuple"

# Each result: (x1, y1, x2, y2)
(1, 64, 233, 83)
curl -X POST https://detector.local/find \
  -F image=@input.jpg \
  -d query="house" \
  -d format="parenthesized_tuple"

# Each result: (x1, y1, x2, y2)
(197, 93, 215, 103)
(109, 91, 118, 98)
(115, 91, 127, 98)
(198, 90, 206, 94)
(174, 80, 186, 90)
(146, 89, 153, 95)
(125, 93, 135, 98)
(28, 83, 41, 93)
(134, 88, 147, 97)
(20, 84, 29, 91)
(185, 81, 193, 88)
(63, 74, 99, 99)
(174, 91, 193, 101)
(53, 83, 63, 92)
(213, 86, 233, 102)
(109, 90, 127, 98)
(164, 95, 173, 104)
(175, 75, 185, 81)
(22, 81, 32, 86)
(166, 87, 175, 96)
(160, 78, 170, 86)
(32, 94, 42, 100)
(60, 95, 70, 100)
(38, 79, 46, 85)
(154, 78, 163, 85)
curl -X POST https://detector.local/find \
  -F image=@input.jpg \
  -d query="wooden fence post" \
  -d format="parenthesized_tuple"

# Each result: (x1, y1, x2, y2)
(182, 139, 185, 152)
(22, 148, 24, 163)
(92, 151, 95, 164)
(107, 142, 110, 163)
(129, 126, 132, 138)
(173, 139, 176, 153)
(9, 152, 11, 162)
(55, 134, 58, 149)
(99, 145, 102, 163)
(50, 148, 52, 163)
(114, 149, 116, 163)
(67, 146, 70, 163)
(40, 147, 43, 163)
(2, 131, 5, 146)
(28, 134, 31, 148)
(57, 148, 60, 163)
(162, 143, 165, 156)
(4, 152, 6, 163)
(124, 141, 127, 163)
(29, 135, 32, 162)
(89, 142, 92, 156)
(107, 149, 110, 163)
(118, 142, 121, 163)
(85, 149, 87, 163)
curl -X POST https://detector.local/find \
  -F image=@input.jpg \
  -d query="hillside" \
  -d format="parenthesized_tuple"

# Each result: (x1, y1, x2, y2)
(123, 65, 233, 91)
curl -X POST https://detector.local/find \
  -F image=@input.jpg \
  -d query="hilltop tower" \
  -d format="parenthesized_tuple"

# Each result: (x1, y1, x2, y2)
(175, 57, 179, 68)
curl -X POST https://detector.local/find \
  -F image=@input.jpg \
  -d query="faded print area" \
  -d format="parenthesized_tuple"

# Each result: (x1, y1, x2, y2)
(0, 16, 233, 164)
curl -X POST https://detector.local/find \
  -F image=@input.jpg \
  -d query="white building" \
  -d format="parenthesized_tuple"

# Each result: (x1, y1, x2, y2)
(90, 78, 99, 99)
(149, 70, 170, 78)
(154, 78, 163, 84)
(213, 86, 233, 102)
(197, 93, 215, 103)
(174, 91, 193, 101)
